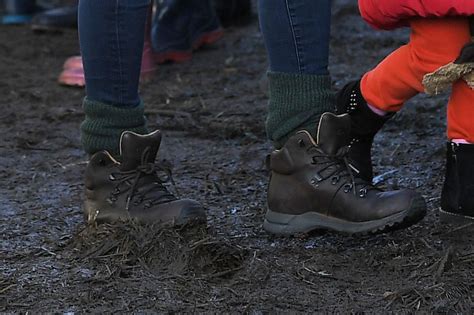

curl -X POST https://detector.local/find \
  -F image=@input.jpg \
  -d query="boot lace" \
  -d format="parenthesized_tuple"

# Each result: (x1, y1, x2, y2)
(308, 145, 377, 198)
(109, 147, 177, 210)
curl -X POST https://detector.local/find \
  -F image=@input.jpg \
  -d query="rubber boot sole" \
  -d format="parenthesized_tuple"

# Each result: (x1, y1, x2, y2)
(83, 199, 207, 227)
(263, 195, 427, 236)
(439, 208, 474, 225)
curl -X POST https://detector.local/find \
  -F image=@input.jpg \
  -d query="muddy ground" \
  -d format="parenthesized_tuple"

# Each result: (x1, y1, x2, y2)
(1, 0, 473, 313)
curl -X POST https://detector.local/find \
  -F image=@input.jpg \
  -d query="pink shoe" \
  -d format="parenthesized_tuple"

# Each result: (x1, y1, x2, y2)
(63, 55, 83, 70)
(58, 66, 85, 87)
(58, 41, 157, 87)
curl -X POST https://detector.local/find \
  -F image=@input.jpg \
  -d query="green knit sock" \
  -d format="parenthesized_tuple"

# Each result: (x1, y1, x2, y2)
(81, 97, 148, 156)
(266, 72, 335, 148)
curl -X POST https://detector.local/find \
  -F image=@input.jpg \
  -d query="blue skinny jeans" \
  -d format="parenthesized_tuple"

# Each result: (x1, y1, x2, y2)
(78, 0, 332, 107)
(78, 0, 150, 107)
(258, 0, 332, 75)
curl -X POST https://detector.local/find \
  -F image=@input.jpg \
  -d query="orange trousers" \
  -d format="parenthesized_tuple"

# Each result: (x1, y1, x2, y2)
(361, 18, 473, 141)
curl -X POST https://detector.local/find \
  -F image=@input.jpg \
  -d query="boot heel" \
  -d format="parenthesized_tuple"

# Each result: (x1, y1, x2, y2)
(263, 208, 326, 235)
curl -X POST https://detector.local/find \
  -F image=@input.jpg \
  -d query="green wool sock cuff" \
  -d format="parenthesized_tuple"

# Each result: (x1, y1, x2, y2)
(81, 97, 148, 156)
(266, 72, 335, 148)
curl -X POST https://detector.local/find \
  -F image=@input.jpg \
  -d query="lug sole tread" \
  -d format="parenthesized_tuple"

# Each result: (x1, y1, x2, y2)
(264, 196, 427, 236)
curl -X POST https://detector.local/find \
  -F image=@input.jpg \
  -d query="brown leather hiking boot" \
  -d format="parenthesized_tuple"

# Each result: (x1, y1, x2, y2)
(264, 113, 426, 235)
(84, 130, 206, 225)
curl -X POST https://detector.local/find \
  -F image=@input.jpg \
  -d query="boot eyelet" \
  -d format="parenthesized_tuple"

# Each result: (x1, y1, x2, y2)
(350, 138, 358, 146)
(331, 176, 340, 185)
(109, 174, 116, 181)
(314, 173, 323, 182)
(310, 177, 321, 186)
(359, 188, 367, 198)
(343, 183, 353, 193)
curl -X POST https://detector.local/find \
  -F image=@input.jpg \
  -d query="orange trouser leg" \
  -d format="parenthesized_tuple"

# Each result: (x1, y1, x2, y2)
(447, 81, 474, 142)
(361, 18, 471, 113)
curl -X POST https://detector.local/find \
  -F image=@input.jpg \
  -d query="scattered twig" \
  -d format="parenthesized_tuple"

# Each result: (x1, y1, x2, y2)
(188, 237, 212, 250)
(373, 170, 398, 185)
(39, 246, 57, 256)
(442, 222, 474, 235)
(0, 284, 16, 294)
(203, 266, 243, 279)
(435, 246, 453, 280)
(390, 144, 401, 157)
(17, 142, 51, 151)
(56, 160, 88, 170)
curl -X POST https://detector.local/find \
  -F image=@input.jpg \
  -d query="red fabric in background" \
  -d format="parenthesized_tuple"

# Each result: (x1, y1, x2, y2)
(360, 18, 474, 141)
(359, 0, 474, 30)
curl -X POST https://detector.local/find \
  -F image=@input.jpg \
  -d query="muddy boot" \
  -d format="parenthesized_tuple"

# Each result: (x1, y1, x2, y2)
(335, 80, 393, 182)
(84, 130, 206, 225)
(264, 113, 426, 235)
(440, 142, 474, 224)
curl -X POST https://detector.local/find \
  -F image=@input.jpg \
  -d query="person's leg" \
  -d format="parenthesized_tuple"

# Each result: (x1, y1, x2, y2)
(79, 0, 150, 156)
(339, 17, 474, 224)
(78, 0, 205, 225)
(447, 81, 474, 143)
(337, 18, 471, 181)
(58, 4, 155, 88)
(79, 0, 149, 107)
(258, 0, 334, 147)
(361, 18, 470, 113)
(260, 0, 426, 235)
(441, 19, 474, 223)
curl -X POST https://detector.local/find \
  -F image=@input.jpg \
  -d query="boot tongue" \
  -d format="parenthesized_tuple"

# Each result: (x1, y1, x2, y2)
(316, 113, 352, 155)
(119, 130, 162, 171)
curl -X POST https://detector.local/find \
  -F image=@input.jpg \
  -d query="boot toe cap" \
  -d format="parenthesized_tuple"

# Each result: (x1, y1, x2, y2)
(375, 189, 427, 225)
(127, 199, 206, 226)
(173, 199, 207, 225)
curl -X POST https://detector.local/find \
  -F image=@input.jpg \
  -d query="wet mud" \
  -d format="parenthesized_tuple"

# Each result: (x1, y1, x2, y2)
(1, 0, 473, 312)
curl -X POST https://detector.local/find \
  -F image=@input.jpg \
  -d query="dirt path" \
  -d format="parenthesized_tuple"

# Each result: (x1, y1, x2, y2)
(1, 1, 473, 312)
